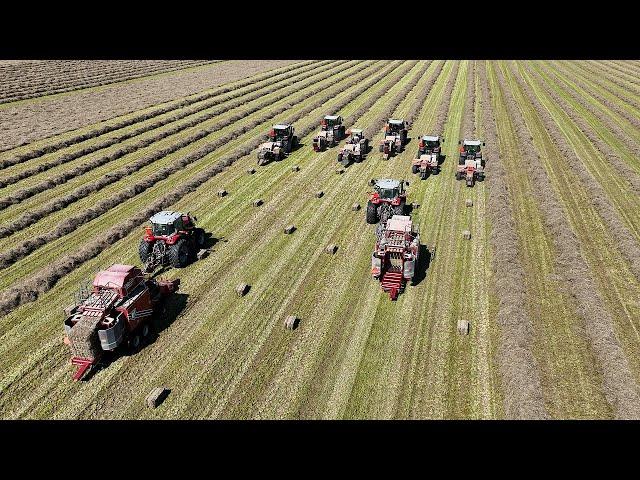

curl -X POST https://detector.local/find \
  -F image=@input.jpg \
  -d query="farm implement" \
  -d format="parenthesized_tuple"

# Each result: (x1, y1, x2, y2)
(63, 264, 180, 381)
(336, 128, 369, 166)
(379, 119, 409, 159)
(257, 123, 298, 165)
(371, 215, 421, 300)
(456, 139, 486, 187)
(138, 211, 208, 273)
(312, 115, 346, 151)
(412, 135, 444, 179)
(366, 178, 408, 224)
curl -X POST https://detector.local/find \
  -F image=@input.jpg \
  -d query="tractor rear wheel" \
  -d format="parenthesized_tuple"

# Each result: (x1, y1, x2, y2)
(395, 201, 405, 216)
(168, 239, 190, 268)
(194, 228, 206, 248)
(366, 201, 378, 224)
(412, 165, 419, 174)
(139, 239, 153, 263)
(421, 170, 428, 180)
(341, 155, 350, 167)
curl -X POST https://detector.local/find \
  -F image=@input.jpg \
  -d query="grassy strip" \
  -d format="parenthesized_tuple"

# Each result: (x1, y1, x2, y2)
(496, 62, 640, 419)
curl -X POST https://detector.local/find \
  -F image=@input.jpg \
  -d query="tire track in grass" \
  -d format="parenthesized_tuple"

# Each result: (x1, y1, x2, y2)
(511, 62, 640, 283)
(0, 61, 340, 193)
(497, 61, 640, 419)
(0, 62, 372, 269)
(487, 62, 608, 418)
(0, 62, 411, 418)
(0, 61, 398, 319)
(532, 62, 640, 174)
(0, 61, 316, 165)
(0, 62, 360, 239)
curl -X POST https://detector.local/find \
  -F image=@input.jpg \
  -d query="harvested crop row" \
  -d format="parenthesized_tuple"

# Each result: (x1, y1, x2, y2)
(532, 62, 640, 167)
(405, 62, 445, 125)
(0, 61, 218, 104)
(0, 61, 411, 317)
(496, 62, 640, 419)
(553, 61, 640, 131)
(510, 62, 640, 282)
(0, 62, 414, 408)
(0, 61, 320, 168)
(0, 61, 377, 258)
(606, 60, 640, 78)
(573, 61, 640, 101)
(478, 62, 548, 419)
(0, 61, 350, 204)
(591, 61, 640, 90)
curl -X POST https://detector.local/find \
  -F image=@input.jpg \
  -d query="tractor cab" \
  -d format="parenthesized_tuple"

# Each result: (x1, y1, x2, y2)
(373, 178, 405, 201)
(149, 211, 182, 237)
(420, 135, 442, 151)
(386, 119, 406, 135)
(460, 139, 484, 155)
(269, 124, 294, 142)
(349, 128, 364, 143)
(321, 115, 343, 130)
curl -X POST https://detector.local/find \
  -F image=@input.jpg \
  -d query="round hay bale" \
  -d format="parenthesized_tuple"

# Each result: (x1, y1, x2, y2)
(253, 199, 263, 207)
(462, 230, 471, 240)
(325, 244, 338, 255)
(316, 191, 324, 198)
(465, 199, 473, 207)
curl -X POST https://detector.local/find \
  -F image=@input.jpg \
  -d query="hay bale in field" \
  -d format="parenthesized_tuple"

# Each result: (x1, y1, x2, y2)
(457, 320, 470, 335)
(284, 315, 299, 330)
(197, 249, 209, 260)
(235, 283, 250, 297)
(217, 189, 227, 197)
(352, 203, 361, 211)
(145, 387, 170, 409)
(462, 230, 471, 240)
(247, 168, 256, 175)
(412, 202, 420, 209)
(466, 199, 473, 207)
(325, 244, 338, 255)
(284, 225, 296, 234)
(68, 314, 102, 359)
(291, 165, 300, 172)
(315, 191, 324, 198)
(336, 168, 345, 175)
(253, 199, 263, 207)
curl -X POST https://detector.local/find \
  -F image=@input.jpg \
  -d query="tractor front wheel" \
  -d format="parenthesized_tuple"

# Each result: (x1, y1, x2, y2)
(139, 239, 153, 263)
(169, 239, 190, 268)
(366, 202, 378, 224)
(412, 165, 419, 174)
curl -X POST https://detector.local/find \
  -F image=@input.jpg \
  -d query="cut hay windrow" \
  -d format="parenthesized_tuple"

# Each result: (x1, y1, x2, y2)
(496, 63, 640, 419)
(461, 60, 476, 138)
(0, 61, 320, 163)
(0, 63, 378, 239)
(405, 61, 444, 126)
(590, 61, 640, 92)
(572, 61, 640, 106)
(553, 61, 640, 131)
(0, 61, 220, 104)
(510, 62, 640, 283)
(0, 62, 385, 253)
(0, 62, 355, 203)
(0, 61, 410, 317)
(534, 62, 640, 162)
(478, 62, 548, 419)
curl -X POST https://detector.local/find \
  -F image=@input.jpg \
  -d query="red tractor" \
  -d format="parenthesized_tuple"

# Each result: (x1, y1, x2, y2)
(371, 215, 421, 300)
(336, 128, 369, 166)
(138, 211, 207, 273)
(366, 178, 408, 224)
(313, 115, 346, 151)
(456, 139, 486, 187)
(412, 136, 444, 179)
(257, 123, 298, 165)
(378, 119, 409, 159)
(63, 264, 180, 381)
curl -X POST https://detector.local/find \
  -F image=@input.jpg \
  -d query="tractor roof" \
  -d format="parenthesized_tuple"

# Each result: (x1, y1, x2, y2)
(350, 128, 363, 134)
(150, 211, 182, 224)
(388, 119, 404, 125)
(324, 115, 340, 121)
(273, 124, 291, 129)
(376, 178, 401, 189)
(422, 135, 440, 142)
(463, 139, 482, 146)
(387, 215, 412, 232)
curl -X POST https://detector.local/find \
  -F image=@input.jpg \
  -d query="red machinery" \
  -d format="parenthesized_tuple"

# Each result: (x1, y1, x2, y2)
(378, 119, 409, 159)
(366, 178, 408, 224)
(63, 264, 180, 381)
(313, 115, 346, 151)
(371, 215, 421, 300)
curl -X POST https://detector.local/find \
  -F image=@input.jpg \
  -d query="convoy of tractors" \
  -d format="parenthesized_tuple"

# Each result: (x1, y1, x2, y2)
(63, 113, 486, 381)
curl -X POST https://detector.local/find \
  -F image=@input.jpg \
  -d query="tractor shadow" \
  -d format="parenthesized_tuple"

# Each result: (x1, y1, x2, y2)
(438, 153, 446, 165)
(202, 231, 218, 249)
(85, 293, 189, 380)
(411, 244, 433, 287)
